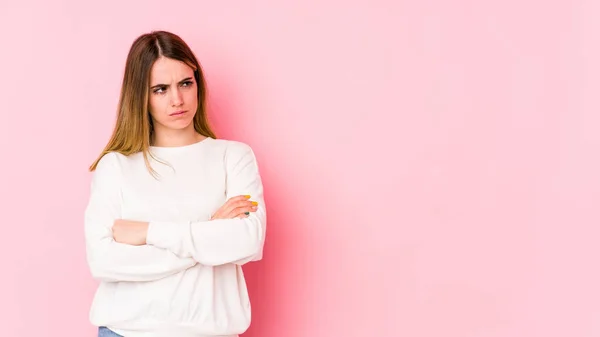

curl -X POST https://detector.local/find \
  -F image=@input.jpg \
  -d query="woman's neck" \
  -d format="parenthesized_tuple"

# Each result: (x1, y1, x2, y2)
(151, 127, 206, 148)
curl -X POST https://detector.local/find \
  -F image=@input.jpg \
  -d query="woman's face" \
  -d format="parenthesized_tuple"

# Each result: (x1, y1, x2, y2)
(148, 56, 198, 132)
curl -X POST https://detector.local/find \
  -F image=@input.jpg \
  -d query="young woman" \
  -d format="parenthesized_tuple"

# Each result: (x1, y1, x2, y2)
(84, 30, 267, 337)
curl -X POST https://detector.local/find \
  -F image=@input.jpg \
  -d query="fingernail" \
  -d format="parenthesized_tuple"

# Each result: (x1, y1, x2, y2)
(245, 212, 250, 215)
(245, 195, 251, 199)
(252, 201, 258, 206)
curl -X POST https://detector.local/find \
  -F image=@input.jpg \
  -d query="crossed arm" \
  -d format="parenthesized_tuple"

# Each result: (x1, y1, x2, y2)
(84, 145, 266, 283)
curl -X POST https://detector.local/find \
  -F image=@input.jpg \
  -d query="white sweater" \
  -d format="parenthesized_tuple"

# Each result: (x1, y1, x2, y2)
(84, 137, 266, 337)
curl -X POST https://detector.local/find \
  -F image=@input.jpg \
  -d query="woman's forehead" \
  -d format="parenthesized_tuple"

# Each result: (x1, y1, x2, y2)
(150, 57, 195, 84)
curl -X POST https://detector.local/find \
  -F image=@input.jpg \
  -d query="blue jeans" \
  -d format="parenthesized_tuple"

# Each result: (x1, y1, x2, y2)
(98, 327, 123, 337)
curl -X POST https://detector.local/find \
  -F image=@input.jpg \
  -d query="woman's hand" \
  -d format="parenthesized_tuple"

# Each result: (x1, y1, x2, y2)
(210, 195, 259, 220)
(113, 219, 149, 245)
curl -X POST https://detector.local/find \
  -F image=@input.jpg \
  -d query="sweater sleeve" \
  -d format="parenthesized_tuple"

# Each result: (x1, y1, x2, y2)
(84, 152, 197, 282)
(145, 141, 267, 266)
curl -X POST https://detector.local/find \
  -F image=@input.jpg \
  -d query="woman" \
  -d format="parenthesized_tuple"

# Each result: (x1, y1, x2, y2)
(85, 30, 267, 337)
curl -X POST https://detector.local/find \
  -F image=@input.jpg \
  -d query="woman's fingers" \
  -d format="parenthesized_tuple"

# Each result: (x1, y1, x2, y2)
(211, 195, 258, 220)
(225, 200, 259, 219)
(211, 195, 249, 219)
(228, 203, 259, 219)
(222, 197, 253, 216)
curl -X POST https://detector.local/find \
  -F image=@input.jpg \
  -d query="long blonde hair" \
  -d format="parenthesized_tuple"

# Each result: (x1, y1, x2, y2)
(89, 30, 216, 175)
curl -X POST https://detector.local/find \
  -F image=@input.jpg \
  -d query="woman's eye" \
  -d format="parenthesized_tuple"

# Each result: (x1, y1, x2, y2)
(153, 87, 166, 94)
(182, 81, 193, 87)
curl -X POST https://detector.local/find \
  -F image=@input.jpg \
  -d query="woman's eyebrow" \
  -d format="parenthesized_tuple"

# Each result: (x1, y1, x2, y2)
(150, 77, 194, 89)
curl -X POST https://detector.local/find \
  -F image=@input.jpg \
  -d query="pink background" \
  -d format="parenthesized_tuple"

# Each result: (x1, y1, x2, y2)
(2, 1, 600, 336)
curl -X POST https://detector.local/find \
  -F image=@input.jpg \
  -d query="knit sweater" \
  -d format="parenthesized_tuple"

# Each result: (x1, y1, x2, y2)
(84, 137, 266, 337)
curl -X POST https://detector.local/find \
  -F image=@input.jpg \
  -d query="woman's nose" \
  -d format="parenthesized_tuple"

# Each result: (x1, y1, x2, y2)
(170, 88, 183, 106)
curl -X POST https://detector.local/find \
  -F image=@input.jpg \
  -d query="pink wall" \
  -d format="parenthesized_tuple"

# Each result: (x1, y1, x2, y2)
(1, 0, 600, 336)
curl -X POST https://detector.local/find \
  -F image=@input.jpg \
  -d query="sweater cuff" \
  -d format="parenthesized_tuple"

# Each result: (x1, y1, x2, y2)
(146, 221, 181, 250)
